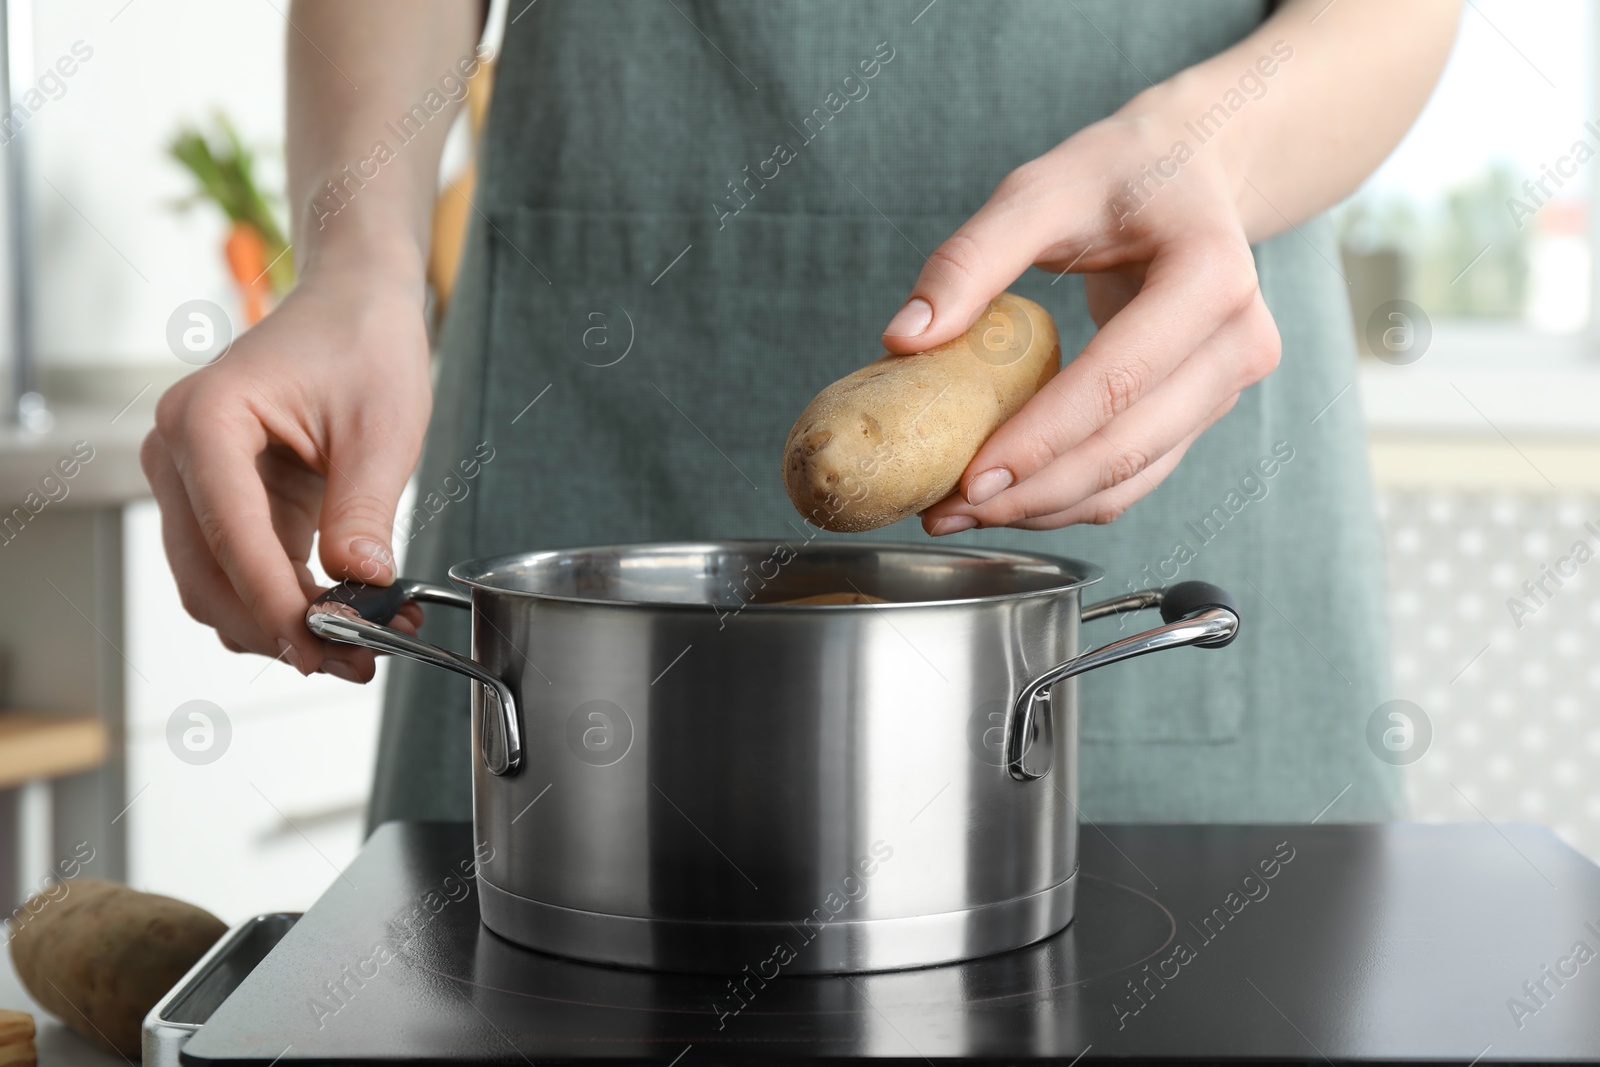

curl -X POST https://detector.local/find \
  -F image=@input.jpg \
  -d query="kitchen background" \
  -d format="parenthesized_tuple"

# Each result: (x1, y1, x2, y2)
(0, 0, 1596, 924)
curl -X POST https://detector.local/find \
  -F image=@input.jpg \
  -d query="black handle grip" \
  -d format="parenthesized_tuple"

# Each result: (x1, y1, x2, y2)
(310, 580, 412, 626)
(1159, 581, 1240, 648)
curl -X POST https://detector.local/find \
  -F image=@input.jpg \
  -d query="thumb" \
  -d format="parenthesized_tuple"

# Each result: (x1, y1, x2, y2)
(880, 183, 1049, 355)
(316, 440, 414, 587)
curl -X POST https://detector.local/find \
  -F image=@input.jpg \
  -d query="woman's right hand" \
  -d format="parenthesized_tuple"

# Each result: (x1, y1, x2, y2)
(141, 266, 432, 681)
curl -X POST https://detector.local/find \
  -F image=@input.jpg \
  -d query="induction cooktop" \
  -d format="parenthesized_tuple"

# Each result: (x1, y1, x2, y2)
(174, 821, 1600, 1065)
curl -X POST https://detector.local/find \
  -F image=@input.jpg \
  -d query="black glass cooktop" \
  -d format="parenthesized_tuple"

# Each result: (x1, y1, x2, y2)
(182, 821, 1600, 1065)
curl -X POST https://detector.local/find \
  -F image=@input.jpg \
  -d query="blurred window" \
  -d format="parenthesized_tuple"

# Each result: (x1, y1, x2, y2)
(1338, 0, 1595, 349)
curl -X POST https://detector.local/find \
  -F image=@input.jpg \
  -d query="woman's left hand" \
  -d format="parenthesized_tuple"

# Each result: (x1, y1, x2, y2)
(881, 106, 1282, 535)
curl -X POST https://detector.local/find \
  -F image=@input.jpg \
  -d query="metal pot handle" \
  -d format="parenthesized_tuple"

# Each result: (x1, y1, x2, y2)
(1006, 581, 1240, 781)
(306, 579, 522, 776)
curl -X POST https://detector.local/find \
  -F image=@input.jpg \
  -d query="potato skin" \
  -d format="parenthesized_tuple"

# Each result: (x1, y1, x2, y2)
(784, 293, 1059, 532)
(9, 878, 227, 1057)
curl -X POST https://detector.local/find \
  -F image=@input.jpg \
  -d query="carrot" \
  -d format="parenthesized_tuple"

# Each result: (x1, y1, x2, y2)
(224, 221, 271, 324)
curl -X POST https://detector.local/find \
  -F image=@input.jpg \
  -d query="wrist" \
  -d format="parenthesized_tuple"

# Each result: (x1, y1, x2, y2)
(302, 237, 425, 291)
(1116, 48, 1284, 207)
(292, 172, 431, 295)
(296, 230, 428, 306)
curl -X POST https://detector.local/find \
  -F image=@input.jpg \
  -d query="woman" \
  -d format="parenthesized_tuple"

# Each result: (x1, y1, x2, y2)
(142, 0, 1460, 828)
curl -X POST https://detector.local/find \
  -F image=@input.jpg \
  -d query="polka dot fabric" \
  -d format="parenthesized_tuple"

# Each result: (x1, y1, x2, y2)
(1381, 491, 1600, 861)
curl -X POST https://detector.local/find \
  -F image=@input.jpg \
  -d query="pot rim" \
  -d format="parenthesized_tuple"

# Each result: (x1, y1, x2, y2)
(445, 539, 1105, 611)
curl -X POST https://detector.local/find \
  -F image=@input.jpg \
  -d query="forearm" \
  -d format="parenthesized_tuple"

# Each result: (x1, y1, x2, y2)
(1122, 0, 1461, 243)
(286, 0, 485, 286)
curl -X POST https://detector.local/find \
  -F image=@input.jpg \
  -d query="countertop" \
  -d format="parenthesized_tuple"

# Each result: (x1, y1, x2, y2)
(0, 365, 171, 507)
(0, 400, 153, 508)
(1358, 334, 1600, 438)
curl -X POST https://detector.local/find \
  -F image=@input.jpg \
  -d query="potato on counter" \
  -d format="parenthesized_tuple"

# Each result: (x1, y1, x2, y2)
(9, 879, 226, 1058)
(783, 293, 1059, 532)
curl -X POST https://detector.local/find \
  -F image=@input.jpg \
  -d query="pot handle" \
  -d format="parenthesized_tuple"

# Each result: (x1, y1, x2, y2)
(305, 579, 522, 777)
(1006, 581, 1240, 781)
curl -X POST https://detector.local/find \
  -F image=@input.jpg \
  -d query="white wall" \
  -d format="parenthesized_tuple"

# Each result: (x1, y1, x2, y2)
(30, 0, 285, 365)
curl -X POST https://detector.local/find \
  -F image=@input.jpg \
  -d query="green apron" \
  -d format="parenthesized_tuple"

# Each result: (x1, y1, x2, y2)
(369, 0, 1403, 829)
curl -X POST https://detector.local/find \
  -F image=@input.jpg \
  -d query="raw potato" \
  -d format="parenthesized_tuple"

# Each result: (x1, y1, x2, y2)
(779, 592, 889, 605)
(784, 292, 1059, 532)
(9, 879, 226, 1057)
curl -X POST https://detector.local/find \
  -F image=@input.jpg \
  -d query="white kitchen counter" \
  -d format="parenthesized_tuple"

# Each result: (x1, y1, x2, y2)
(1357, 338, 1600, 491)
(1358, 334, 1600, 439)
(0, 391, 158, 508)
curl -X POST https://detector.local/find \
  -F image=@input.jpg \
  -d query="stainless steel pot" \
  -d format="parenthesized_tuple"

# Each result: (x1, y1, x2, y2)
(306, 541, 1238, 974)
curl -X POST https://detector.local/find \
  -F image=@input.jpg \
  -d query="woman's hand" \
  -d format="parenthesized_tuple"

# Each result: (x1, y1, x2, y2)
(141, 265, 431, 680)
(884, 0, 1461, 536)
(882, 107, 1281, 536)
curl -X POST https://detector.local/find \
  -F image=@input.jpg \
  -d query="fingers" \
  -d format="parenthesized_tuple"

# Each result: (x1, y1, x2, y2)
(142, 277, 433, 679)
(1000, 420, 1209, 530)
(921, 283, 1278, 533)
(394, 602, 424, 633)
(881, 160, 1097, 354)
(959, 242, 1264, 511)
(883, 173, 1263, 527)
(146, 430, 388, 678)
(922, 343, 1246, 535)
(965, 258, 1268, 525)
(315, 418, 423, 587)
(922, 387, 1236, 535)
(157, 395, 338, 672)
(144, 430, 289, 657)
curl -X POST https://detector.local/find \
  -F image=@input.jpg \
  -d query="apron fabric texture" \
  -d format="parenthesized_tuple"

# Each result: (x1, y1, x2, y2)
(368, 0, 1403, 830)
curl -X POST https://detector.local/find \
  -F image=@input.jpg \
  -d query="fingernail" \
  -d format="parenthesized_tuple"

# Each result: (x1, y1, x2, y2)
(350, 538, 394, 583)
(929, 515, 977, 536)
(277, 639, 305, 674)
(966, 467, 1014, 507)
(322, 659, 361, 683)
(884, 297, 933, 338)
